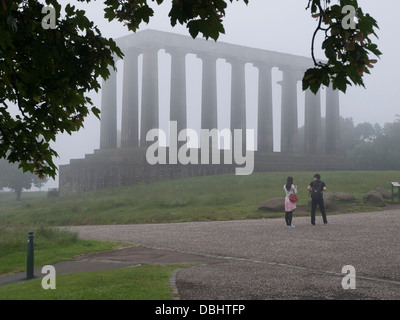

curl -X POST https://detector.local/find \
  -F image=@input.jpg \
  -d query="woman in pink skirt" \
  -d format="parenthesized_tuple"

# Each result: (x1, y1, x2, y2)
(284, 176, 297, 228)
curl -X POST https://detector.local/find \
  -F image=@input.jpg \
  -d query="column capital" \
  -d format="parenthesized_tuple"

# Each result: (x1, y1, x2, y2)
(278, 65, 304, 82)
(251, 60, 274, 70)
(224, 56, 247, 66)
(139, 44, 162, 54)
(277, 67, 304, 86)
(195, 52, 219, 62)
(164, 46, 188, 56)
(122, 47, 141, 58)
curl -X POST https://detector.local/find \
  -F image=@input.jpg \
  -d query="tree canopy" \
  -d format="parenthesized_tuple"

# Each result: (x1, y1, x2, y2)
(0, 0, 381, 178)
(0, 159, 48, 200)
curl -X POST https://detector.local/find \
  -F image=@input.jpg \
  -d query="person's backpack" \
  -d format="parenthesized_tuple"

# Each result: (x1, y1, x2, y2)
(310, 180, 323, 200)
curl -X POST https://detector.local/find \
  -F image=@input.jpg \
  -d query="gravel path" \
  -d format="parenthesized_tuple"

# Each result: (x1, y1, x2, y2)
(67, 210, 400, 300)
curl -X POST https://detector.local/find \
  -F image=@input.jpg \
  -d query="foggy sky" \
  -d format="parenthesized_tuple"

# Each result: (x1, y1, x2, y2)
(47, 0, 399, 188)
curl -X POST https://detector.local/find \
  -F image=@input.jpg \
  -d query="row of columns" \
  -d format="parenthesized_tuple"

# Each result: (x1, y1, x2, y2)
(100, 48, 340, 154)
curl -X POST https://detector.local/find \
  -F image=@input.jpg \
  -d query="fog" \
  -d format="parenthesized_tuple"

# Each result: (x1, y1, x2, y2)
(42, 0, 400, 188)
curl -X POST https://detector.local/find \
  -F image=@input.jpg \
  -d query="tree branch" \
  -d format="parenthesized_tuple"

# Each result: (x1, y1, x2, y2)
(311, 2, 324, 66)
(1, 0, 7, 11)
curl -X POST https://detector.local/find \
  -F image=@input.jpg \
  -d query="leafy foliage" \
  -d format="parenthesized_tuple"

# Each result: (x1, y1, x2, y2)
(0, 0, 122, 178)
(103, 0, 249, 40)
(303, 0, 381, 93)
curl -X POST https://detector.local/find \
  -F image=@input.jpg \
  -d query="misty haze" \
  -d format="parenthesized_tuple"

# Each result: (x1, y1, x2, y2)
(1, 0, 399, 305)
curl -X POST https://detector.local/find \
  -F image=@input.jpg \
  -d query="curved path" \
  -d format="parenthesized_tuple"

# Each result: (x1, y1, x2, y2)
(66, 210, 400, 300)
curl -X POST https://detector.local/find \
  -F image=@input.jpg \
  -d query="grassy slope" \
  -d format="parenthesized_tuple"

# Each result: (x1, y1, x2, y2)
(0, 171, 397, 227)
(0, 227, 118, 274)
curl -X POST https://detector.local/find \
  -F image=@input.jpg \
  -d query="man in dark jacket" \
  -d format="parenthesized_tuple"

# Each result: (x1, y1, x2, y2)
(307, 173, 328, 226)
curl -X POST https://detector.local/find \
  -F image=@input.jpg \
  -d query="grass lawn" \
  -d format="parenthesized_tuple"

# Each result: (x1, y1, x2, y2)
(0, 265, 185, 300)
(0, 226, 119, 275)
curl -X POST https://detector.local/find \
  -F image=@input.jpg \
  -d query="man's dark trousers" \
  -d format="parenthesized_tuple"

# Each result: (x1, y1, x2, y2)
(311, 196, 328, 225)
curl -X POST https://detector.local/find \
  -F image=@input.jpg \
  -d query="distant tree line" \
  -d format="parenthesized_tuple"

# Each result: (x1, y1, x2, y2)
(299, 115, 400, 170)
(346, 116, 400, 170)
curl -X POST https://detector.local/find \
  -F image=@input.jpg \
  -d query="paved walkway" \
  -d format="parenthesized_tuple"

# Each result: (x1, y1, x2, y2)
(0, 245, 220, 287)
(1, 210, 399, 299)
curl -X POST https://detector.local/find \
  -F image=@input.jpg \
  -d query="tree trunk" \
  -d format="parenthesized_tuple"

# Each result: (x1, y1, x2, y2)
(16, 188, 22, 201)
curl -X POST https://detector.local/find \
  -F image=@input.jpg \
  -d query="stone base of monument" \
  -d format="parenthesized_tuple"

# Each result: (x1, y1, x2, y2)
(59, 147, 354, 195)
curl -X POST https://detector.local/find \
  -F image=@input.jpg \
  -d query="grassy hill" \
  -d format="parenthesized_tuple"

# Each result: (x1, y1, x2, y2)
(0, 170, 398, 296)
(1, 170, 398, 227)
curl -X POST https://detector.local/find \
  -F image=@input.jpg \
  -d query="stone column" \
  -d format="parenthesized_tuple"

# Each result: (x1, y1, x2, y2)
(140, 47, 159, 147)
(168, 48, 187, 137)
(100, 67, 117, 149)
(228, 57, 247, 150)
(304, 89, 322, 153)
(198, 53, 218, 131)
(255, 62, 273, 152)
(326, 85, 340, 154)
(279, 67, 300, 153)
(121, 50, 139, 148)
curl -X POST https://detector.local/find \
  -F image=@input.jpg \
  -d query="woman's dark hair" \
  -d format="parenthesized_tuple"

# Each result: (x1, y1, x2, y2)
(285, 176, 293, 191)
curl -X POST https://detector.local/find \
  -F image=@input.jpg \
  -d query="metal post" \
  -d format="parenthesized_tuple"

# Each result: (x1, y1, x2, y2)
(27, 230, 34, 280)
(392, 184, 395, 202)
(391, 182, 400, 202)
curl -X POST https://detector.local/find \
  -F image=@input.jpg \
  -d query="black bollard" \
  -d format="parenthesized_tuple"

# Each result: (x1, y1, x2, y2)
(26, 230, 34, 280)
